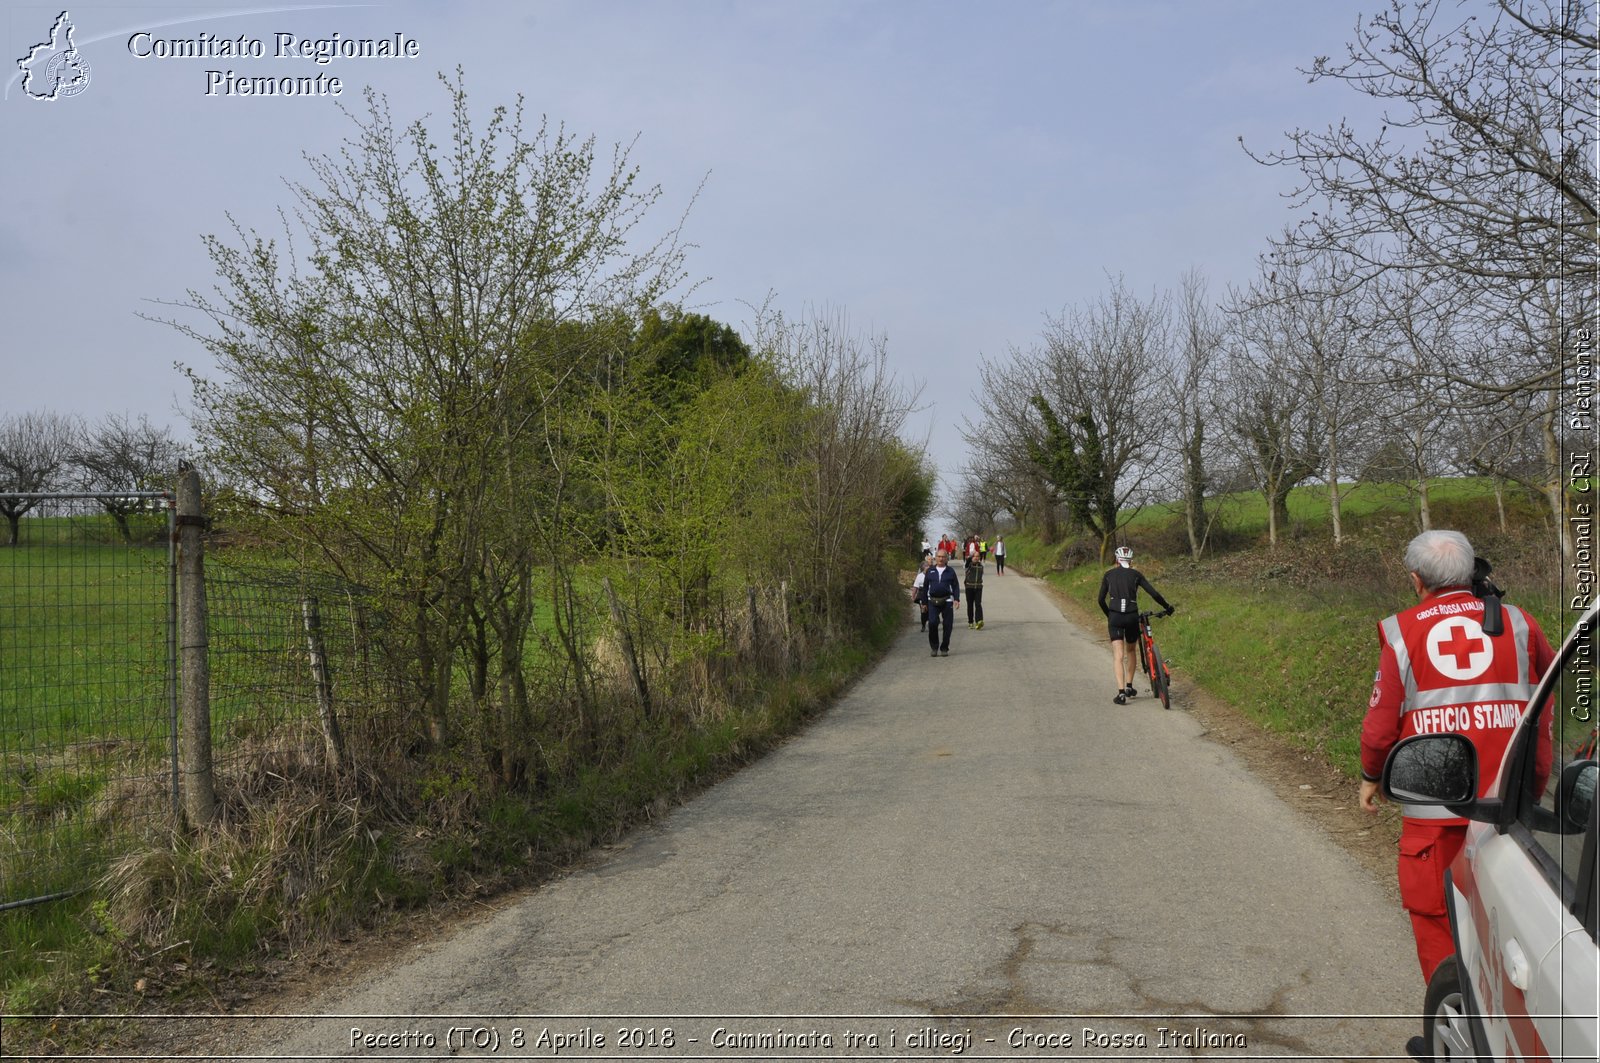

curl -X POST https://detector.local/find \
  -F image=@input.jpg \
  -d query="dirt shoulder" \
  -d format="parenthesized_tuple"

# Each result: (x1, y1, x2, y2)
(1021, 566, 1404, 901)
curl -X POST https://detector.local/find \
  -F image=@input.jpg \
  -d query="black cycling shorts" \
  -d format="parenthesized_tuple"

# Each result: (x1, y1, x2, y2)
(1107, 610, 1140, 643)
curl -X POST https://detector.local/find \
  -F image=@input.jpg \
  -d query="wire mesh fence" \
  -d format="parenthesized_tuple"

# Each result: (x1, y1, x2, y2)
(2, 479, 792, 911)
(204, 553, 403, 787)
(0, 493, 175, 909)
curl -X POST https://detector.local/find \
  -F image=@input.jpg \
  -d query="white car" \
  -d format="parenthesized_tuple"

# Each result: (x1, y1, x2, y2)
(1382, 599, 1598, 1061)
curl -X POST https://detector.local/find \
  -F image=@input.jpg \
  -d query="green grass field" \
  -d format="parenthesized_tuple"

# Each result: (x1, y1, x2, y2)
(0, 518, 175, 903)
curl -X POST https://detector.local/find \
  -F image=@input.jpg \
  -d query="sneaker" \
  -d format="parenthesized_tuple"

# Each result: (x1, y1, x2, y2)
(1113, 692, 1127, 705)
(940, 649, 949, 656)
(931, 649, 938, 657)
(975, 620, 984, 630)
(1404, 1036, 1427, 1060)
(1125, 685, 1137, 698)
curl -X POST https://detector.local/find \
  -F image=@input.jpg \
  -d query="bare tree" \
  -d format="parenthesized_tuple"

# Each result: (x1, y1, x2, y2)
(1221, 284, 1328, 547)
(0, 410, 79, 545)
(1451, 389, 1549, 532)
(1249, 0, 1597, 292)
(1481, 276, 1589, 558)
(963, 353, 1066, 540)
(1362, 268, 1479, 530)
(1259, 246, 1386, 542)
(951, 465, 1006, 537)
(73, 413, 186, 541)
(1160, 269, 1227, 558)
(1029, 278, 1171, 560)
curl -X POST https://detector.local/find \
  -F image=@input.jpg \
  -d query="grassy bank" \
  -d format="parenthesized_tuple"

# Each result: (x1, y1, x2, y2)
(1004, 481, 1569, 780)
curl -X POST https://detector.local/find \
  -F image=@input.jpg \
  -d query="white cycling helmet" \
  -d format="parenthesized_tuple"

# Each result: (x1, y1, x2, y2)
(1114, 545, 1134, 563)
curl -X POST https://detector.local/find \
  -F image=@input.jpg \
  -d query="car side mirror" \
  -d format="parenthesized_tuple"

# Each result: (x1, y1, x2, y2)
(1382, 733, 1479, 806)
(1556, 760, 1598, 832)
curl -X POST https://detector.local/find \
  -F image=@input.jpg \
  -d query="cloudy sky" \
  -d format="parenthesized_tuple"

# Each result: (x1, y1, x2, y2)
(4, 0, 1386, 499)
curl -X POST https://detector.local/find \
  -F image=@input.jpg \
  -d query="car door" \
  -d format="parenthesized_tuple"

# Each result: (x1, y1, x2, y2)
(1470, 615, 1599, 1061)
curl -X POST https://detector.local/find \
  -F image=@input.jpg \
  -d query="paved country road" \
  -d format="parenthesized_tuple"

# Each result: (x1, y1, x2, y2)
(223, 571, 1419, 1060)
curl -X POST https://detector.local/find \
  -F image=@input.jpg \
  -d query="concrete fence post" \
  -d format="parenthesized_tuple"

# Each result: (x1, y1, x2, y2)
(302, 595, 347, 774)
(176, 468, 218, 827)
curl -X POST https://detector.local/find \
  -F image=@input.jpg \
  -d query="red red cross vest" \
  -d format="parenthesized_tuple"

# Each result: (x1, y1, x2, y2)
(1371, 588, 1547, 823)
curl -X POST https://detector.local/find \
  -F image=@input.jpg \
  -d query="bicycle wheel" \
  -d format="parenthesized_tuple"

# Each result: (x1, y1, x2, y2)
(1149, 641, 1171, 710)
(1136, 633, 1150, 681)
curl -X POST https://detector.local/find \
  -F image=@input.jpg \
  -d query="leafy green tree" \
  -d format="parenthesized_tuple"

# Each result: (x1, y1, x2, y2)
(164, 75, 687, 754)
(632, 306, 752, 409)
(1027, 396, 1115, 547)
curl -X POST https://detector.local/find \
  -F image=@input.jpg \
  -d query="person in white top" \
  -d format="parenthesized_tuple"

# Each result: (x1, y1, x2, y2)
(911, 557, 930, 631)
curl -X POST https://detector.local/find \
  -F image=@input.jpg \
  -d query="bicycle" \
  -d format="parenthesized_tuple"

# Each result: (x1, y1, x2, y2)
(1135, 610, 1173, 710)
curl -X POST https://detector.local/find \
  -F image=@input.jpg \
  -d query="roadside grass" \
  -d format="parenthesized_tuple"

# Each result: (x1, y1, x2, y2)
(1008, 477, 1569, 780)
(0, 588, 902, 1046)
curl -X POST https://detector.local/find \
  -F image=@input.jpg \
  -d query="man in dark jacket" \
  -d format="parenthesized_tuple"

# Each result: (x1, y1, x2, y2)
(923, 550, 961, 657)
(1098, 545, 1172, 703)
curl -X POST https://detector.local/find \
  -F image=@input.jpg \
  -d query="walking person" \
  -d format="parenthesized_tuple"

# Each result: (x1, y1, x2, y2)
(1358, 531, 1554, 1036)
(1097, 545, 1173, 704)
(923, 549, 961, 656)
(964, 551, 985, 629)
(994, 536, 1005, 575)
(911, 557, 930, 632)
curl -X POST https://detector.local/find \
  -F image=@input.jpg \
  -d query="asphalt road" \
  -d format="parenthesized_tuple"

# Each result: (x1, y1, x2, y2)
(241, 570, 1421, 1061)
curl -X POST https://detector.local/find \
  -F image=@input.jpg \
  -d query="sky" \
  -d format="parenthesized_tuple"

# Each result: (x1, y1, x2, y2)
(2, 0, 1390, 508)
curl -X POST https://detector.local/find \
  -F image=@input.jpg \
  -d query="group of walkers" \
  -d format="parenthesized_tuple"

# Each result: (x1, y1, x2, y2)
(912, 533, 1004, 656)
(922, 533, 1004, 572)
(913, 532, 1176, 711)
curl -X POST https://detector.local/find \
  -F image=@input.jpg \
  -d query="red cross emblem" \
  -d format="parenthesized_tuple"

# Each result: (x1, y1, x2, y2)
(1426, 617, 1493, 680)
(1439, 626, 1486, 669)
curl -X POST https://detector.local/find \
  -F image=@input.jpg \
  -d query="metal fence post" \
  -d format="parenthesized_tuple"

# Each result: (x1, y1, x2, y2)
(167, 495, 180, 818)
(176, 468, 218, 827)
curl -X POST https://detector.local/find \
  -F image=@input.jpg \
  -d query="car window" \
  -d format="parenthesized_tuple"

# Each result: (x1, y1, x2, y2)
(1522, 619, 1598, 896)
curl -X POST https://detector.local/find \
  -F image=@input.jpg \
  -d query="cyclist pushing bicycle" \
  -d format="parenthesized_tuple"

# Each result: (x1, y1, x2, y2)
(1098, 545, 1174, 705)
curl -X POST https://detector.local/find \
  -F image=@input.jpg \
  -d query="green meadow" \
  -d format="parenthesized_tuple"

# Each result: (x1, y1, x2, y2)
(0, 518, 173, 933)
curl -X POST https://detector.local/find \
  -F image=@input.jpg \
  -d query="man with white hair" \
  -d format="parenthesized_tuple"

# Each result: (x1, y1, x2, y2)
(1359, 530, 1555, 996)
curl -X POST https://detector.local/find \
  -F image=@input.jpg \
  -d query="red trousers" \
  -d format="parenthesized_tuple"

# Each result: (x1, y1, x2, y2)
(1398, 820, 1468, 983)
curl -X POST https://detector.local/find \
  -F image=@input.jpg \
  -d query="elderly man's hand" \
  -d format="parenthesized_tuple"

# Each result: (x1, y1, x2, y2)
(1359, 778, 1385, 814)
